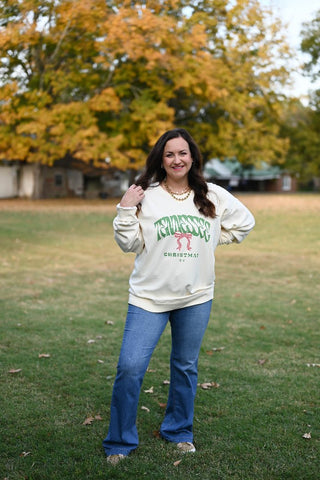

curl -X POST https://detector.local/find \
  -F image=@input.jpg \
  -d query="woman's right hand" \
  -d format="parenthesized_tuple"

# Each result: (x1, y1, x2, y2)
(120, 184, 145, 207)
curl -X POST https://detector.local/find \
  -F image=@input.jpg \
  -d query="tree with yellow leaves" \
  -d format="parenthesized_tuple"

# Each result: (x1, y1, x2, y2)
(0, 0, 292, 171)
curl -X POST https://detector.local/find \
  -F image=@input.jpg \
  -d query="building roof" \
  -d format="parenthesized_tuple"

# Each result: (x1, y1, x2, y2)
(204, 158, 281, 181)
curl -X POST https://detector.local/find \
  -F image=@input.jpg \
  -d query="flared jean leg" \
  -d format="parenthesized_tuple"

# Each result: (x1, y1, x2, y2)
(160, 300, 212, 443)
(103, 305, 169, 456)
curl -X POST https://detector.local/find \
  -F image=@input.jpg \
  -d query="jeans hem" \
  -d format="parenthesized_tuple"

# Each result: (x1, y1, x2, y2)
(104, 449, 133, 457)
(160, 433, 194, 444)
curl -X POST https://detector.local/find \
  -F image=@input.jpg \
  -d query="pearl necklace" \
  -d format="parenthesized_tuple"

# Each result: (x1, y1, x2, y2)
(164, 179, 191, 201)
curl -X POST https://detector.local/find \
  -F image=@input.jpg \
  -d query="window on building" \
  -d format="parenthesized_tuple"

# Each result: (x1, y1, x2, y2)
(55, 173, 63, 187)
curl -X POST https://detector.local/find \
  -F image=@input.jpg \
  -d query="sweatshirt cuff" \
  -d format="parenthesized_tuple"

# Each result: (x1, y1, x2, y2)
(116, 204, 138, 217)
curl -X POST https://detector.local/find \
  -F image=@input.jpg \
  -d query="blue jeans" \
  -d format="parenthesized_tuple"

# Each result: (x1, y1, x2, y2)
(102, 300, 212, 456)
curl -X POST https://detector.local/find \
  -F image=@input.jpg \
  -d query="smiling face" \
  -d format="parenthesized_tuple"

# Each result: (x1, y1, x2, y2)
(162, 136, 193, 185)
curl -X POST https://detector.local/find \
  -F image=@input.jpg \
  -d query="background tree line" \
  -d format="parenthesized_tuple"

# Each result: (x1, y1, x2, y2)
(0, 0, 319, 183)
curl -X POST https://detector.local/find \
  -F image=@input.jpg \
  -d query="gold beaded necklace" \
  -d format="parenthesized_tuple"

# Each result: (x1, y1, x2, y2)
(163, 179, 191, 201)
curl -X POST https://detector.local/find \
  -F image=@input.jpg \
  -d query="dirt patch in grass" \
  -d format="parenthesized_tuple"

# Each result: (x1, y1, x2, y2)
(1, 193, 320, 214)
(239, 193, 320, 212)
(0, 197, 120, 213)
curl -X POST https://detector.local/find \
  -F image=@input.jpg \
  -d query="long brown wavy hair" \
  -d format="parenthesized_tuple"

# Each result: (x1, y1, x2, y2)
(135, 128, 216, 218)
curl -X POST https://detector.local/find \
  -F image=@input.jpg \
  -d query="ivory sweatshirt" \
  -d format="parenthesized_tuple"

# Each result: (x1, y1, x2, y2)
(113, 183, 255, 312)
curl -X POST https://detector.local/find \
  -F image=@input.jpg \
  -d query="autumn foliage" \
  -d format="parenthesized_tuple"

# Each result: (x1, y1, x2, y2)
(0, 0, 292, 170)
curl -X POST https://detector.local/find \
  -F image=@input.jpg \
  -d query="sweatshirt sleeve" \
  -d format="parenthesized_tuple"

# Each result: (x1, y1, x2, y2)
(213, 186, 255, 245)
(113, 205, 144, 254)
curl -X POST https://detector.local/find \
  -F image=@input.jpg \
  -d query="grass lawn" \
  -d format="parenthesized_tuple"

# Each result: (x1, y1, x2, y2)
(0, 194, 319, 480)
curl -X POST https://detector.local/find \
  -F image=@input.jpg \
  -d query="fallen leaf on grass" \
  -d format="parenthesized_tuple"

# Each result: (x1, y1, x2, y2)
(20, 451, 31, 457)
(144, 386, 154, 394)
(206, 347, 225, 355)
(174, 460, 182, 466)
(38, 353, 50, 358)
(87, 339, 95, 344)
(141, 406, 150, 413)
(83, 415, 103, 425)
(198, 382, 220, 390)
(9, 369, 22, 374)
(302, 432, 311, 439)
(159, 403, 167, 409)
(257, 358, 268, 365)
(97, 359, 104, 364)
(105, 320, 114, 325)
(83, 416, 94, 425)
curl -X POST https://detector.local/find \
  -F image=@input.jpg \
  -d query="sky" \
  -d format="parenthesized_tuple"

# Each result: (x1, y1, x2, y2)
(260, 0, 319, 101)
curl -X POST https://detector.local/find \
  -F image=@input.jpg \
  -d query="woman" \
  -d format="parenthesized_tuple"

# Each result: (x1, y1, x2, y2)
(103, 128, 255, 465)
